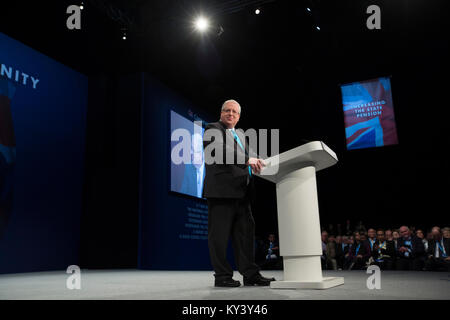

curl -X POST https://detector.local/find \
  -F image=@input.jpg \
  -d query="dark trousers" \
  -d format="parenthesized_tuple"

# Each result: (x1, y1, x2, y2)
(207, 197, 260, 280)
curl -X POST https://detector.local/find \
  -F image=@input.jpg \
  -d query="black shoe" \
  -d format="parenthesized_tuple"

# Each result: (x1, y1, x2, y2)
(243, 274, 275, 286)
(214, 278, 241, 287)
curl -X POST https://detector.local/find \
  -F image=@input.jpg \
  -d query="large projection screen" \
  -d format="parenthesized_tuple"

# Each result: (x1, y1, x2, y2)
(170, 110, 205, 199)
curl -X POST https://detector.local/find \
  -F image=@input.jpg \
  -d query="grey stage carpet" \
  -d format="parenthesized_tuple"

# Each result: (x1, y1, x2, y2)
(0, 270, 449, 300)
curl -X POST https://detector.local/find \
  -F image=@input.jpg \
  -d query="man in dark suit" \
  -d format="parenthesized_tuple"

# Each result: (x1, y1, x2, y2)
(345, 232, 370, 270)
(371, 229, 396, 270)
(396, 225, 425, 271)
(425, 226, 450, 272)
(365, 228, 377, 255)
(335, 235, 349, 270)
(203, 99, 275, 287)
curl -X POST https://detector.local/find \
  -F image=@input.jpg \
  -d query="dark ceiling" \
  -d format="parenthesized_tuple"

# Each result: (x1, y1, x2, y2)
(2, 1, 448, 126)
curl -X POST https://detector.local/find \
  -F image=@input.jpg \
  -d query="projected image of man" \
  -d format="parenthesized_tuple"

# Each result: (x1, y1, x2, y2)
(180, 133, 205, 198)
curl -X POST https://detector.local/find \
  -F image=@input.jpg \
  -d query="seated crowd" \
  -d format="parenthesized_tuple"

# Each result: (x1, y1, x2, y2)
(320, 224, 450, 272)
(256, 223, 449, 272)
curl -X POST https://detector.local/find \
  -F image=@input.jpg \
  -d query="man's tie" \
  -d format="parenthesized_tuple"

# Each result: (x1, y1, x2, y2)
(231, 130, 252, 177)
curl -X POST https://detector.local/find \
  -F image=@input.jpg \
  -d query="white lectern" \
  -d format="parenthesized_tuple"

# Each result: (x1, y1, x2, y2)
(256, 141, 344, 289)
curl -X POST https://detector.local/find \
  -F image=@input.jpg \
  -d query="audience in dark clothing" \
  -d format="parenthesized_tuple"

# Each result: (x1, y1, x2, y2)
(425, 227, 450, 272)
(257, 222, 449, 272)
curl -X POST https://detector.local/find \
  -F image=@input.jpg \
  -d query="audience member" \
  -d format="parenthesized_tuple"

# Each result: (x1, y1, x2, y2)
(385, 229, 393, 241)
(416, 229, 428, 251)
(392, 230, 400, 250)
(336, 235, 349, 270)
(366, 228, 377, 254)
(425, 227, 450, 272)
(343, 235, 354, 269)
(260, 233, 281, 270)
(346, 232, 370, 270)
(371, 229, 396, 270)
(326, 235, 338, 270)
(443, 227, 450, 239)
(426, 231, 434, 243)
(396, 226, 425, 271)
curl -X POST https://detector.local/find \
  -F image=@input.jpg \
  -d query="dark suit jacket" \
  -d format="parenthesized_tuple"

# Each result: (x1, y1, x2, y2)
(348, 241, 370, 260)
(202, 121, 254, 199)
(336, 243, 350, 258)
(427, 238, 450, 258)
(371, 240, 396, 260)
(396, 235, 425, 259)
(364, 239, 377, 255)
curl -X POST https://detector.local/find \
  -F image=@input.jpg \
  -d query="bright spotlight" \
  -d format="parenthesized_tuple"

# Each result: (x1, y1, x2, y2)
(255, 8, 261, 15)
(306, 7, 311, 12)
(195, 17, 209, 32)
(316, 26, 321, 31)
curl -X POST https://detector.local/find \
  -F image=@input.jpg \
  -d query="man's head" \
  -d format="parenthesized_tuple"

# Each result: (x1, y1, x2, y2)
(342, 235, 348, 244)
(443, 228, 450, 239)
(328, 235, 336, 243)
(376, 229, 385, 242)
(431, 226, 441, 240)
(385, 229, 393, 240)
(268, 233, 275, 242)
(415, 229, 425, 239)
(368, 228, 376, 239)
(393, 230, 400, 240)
(220, 100, 241, 129)
(399, 226, 411, 239)
(336, 235, 342, 244)
(354, 232, 360, 242)
(348, 235, 354, 244)
(321, 231, 328, 243)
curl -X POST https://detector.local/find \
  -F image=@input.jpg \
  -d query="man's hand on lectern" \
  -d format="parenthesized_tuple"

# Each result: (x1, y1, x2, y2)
(247, 157, 266, 174)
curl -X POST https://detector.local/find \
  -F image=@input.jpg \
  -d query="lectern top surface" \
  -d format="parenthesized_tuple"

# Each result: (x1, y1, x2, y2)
(255, 141, 338, 183)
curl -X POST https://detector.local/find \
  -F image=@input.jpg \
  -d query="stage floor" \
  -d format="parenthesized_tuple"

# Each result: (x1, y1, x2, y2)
(0, 270, 449, 300)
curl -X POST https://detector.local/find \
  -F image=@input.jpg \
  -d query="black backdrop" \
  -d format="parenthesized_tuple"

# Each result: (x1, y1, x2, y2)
(1, 0, 449, 269)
